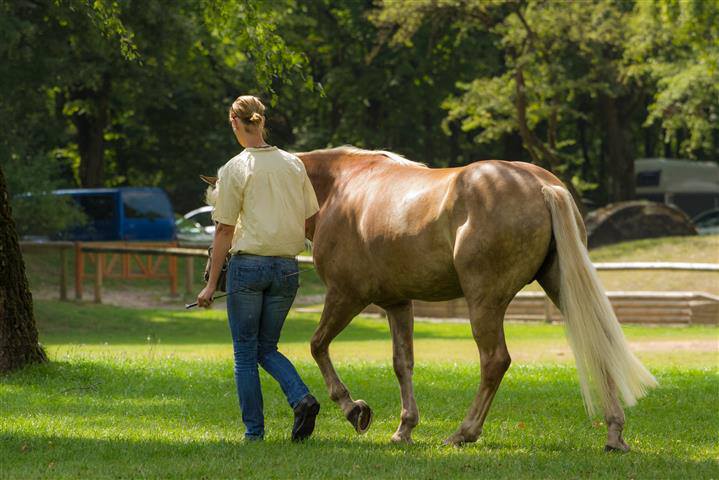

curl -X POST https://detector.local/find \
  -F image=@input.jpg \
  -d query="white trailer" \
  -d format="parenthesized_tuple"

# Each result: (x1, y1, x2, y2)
(635, 158, 719, 218)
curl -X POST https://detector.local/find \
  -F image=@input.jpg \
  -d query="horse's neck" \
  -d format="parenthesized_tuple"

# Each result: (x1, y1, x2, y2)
(301, 154, 345, 208)
(301, 152, 392, 207)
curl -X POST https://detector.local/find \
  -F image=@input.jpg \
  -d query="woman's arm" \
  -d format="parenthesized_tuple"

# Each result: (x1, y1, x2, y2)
(197, 223, 234, 308)
(197, 159, 245, 308)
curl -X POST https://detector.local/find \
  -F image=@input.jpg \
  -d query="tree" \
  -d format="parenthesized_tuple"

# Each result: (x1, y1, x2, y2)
(625, 0, 719, 159)
(3, 0, 716, 218)
(0, 164, 47, 373)
(1, 0, 314, 205)
(377, 0, 719, 206)
(0, 0, 315, 371)
(0, 0, 129, 373)
(263, 0, 505, 168)
(379, 1, 646, 207)
(4, 155, 86, 238)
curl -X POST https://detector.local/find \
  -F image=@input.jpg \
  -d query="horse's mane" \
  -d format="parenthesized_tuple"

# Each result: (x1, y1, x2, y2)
(307, 146, 428, 168)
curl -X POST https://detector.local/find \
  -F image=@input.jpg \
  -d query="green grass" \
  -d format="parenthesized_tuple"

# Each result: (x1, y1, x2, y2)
(586, 235, 719, 294)
(511, 234, 719, 294)
(589, 235, 719, 263)
(31, 300, 719, 367)
(2, 301, 718, 478)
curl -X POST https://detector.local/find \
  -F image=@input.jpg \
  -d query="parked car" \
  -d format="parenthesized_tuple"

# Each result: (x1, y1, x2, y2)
(52, 187, 176, 241)
(175, 205, 215, 246)
(692, 208, 719, 236)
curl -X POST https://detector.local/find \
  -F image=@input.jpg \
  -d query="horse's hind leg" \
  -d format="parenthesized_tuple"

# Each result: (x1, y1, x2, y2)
(602, 377, 629, 452)
(444, 298, 511, 446)
(310, 290, 373, 434)
(385, 301, 419, 443)
(537, 254, 629, 452)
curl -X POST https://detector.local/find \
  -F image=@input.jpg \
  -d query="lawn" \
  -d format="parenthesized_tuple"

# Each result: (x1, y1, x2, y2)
(1, 300, 717, 479)
(525, 234, 719, 294)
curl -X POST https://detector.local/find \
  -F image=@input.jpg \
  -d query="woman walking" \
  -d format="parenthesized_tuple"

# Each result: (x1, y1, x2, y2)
(197, 95, 320, 442)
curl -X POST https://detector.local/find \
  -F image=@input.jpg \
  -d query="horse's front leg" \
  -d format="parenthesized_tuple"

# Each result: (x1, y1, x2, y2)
(385, 301, 419, 443)
(310, 290, 373, 434)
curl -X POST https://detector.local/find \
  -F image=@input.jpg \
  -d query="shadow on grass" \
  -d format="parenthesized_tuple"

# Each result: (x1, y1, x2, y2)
(33, 300, 389, 345)
(3, 429, 717, 479)
(3, 360, 717, 452)
(34, 299, 478, 346)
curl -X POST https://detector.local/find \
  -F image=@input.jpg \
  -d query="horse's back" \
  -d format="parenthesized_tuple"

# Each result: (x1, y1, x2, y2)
(315, 159, 559, 303)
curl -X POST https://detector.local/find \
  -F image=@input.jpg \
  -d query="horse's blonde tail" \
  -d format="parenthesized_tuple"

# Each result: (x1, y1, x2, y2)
(542, 185, 657, 416)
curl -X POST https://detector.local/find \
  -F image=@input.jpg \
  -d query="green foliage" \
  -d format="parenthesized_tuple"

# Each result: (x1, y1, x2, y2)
(203, 0, 317, 102)
(443, 73, 516, 145)
(2, 0, 717, 213)
(0, 300, 717, 478)
(625, 0, 719, 157)
(376, 0, 718, 203)
(0, 0, 317, 212)
(3, 154, 86, 238)
(269, 0, 499, 167)
(62, 0, 140, 61)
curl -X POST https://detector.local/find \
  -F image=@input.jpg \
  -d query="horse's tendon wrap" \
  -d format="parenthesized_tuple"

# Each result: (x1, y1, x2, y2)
(542, 185, 658, 416)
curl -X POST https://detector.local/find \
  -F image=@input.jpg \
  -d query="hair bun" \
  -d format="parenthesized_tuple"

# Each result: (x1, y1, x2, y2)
(230, 95, 266, 130)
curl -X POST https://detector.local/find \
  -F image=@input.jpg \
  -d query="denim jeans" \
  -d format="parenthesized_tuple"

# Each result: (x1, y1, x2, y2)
(226, 254, 310, 439)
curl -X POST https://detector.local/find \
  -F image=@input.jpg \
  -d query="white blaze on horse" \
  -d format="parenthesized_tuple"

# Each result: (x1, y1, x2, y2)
(204, 146, 656, 451)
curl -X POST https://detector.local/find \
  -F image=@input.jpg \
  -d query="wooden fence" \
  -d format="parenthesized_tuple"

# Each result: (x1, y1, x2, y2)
(19, 241, 313, 303)
(19, 241, 719, 324)
(364, 291, 719, 325)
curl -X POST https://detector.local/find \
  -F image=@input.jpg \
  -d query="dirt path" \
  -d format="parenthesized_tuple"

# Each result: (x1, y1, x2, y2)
(628, 339, 718, 352)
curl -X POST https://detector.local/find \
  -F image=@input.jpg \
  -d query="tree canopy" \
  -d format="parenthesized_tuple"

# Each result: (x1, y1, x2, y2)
(1, 0, 717, 218)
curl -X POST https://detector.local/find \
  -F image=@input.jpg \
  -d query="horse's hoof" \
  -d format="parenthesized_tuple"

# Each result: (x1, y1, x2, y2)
(390, 432, 413, 444)
(347, 400, 373, 434)
(604, 442, 630, 453)
(442, 434, 465, 447)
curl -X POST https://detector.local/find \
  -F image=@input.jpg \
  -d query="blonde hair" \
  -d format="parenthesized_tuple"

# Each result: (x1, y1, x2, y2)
(230, 95, 266, 133)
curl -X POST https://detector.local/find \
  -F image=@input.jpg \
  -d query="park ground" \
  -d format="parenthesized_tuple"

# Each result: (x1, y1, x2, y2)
(1, 235, 718, 478)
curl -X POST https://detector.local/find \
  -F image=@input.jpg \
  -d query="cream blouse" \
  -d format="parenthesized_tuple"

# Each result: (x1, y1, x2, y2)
(212, 146, 319, 257)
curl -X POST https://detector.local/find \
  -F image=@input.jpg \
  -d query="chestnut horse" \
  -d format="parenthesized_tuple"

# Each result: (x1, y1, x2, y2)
(295, 147, 656, 451)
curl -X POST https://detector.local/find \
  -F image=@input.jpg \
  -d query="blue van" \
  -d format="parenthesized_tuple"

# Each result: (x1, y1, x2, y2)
(53, 187, 176, 241)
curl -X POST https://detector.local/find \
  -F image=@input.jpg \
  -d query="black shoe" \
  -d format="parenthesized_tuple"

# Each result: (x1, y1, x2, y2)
(292, 394, 320, 442)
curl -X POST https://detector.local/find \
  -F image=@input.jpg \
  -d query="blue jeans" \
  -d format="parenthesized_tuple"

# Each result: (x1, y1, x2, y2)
(226, 254, 310, 439)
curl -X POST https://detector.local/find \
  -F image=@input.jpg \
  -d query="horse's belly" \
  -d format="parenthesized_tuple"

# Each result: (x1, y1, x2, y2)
(409, 286, 464, 302)
(373, 260, 463, 303)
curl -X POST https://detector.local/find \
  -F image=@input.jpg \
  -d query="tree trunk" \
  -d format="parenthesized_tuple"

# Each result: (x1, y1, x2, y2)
(0, 165, 47, 373)
(514, 67, 586, 215)
(448, 121, 461, 167)
(602, 94, 635, 202)
(503, 132, 526, 162)
(73, 74, 111, 187)
(423, 107, 434, 164)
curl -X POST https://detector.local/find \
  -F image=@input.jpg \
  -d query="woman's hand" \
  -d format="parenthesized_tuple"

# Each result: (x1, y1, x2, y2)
(197, 285, 216, 308)
(199, 222, 234, 308)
